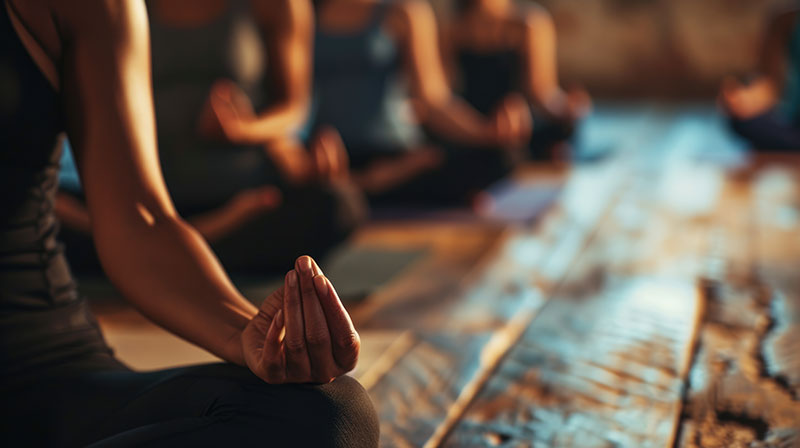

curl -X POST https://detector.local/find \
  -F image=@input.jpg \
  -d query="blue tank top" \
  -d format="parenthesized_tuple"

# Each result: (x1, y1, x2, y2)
(311, 1, 421, 153)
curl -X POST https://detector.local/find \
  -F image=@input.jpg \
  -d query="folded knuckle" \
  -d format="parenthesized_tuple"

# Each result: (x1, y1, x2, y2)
(336, 332, 360, 351)
(285, 338, 306, 353)
(305, 331, 330, 348)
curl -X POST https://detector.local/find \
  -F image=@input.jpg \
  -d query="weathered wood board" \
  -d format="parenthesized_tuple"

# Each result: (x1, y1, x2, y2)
(445, 278, 703, 448)
(91, 108, 800, 447)
(675, 163, 800, 448)
(363, 160, 631, 447)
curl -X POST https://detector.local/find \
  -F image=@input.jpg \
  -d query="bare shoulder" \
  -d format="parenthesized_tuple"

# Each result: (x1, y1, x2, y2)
(385, 0, 436, 39)
(50, 0, 147, 37)
(517, 2, 553, 32)
(389, 0, 435, 27)
(249, 0, 311, 28)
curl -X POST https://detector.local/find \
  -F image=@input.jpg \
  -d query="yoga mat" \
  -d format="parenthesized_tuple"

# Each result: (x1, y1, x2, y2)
(370, 178, 560, 225)
(235, 246, 427, 304)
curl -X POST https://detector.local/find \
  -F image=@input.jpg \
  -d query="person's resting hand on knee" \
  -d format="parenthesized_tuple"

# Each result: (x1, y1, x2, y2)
(719, 76, 778, 120)
(492, 93, 534, 151)
(242, 255, 359, 384)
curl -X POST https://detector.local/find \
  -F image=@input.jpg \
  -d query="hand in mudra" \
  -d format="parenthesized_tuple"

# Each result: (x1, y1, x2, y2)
(198, 79, 256, 144)
(242, 256, 360, 384)
(719, 76, 777, 120)
(492, 93, 533, 150)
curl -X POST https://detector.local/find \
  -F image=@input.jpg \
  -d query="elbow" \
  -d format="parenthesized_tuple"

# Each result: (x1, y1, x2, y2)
(91, 199, 185, 262)
(131, 201, 181, 229)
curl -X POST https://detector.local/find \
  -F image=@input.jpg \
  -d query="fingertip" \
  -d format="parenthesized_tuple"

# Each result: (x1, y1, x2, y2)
(286, 270, 298, 287)
(295, 256, 313, 275)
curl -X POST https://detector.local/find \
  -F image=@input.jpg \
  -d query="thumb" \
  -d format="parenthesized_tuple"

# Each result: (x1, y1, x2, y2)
(258, 285, 285, 322)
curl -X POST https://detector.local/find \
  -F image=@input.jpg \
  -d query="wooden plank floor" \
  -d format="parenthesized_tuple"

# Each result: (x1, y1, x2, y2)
(92, 105, 800, 447)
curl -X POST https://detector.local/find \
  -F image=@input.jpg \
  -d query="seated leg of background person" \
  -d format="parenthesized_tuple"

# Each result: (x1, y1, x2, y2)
(58, 145, 365, 275)
(166, 142, 365, 274)
(268, 128, 351, 185)
(211, 182, 365, 274)
(527, 113, 576, 161)
(2, 357, 378, 447)
(349, 143, 514, 208)
(57, 183, 364, 276)
(729, 107, 800, 151)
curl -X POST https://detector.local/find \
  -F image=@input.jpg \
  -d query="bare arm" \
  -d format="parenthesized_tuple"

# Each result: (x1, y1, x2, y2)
(55, 193, 92, 233)
(523, 7, 568, 120)
(189, 186, 280, 242)
(437, 18, 458, 87)
(389, 0, 528, 148)
(57, 0, 258, 364)
(757, 8, 799, 94)
(234, 0, 313, 142)
(719, 8, 799, 118)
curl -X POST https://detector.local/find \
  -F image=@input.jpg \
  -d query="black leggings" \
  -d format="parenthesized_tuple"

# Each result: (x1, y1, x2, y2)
(730, 107, 800, 151)
(2, 356, 379, 447)
(349, 143, 514, 208)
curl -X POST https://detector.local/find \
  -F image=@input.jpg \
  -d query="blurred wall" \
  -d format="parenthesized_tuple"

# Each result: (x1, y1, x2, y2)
(436, 0, 792, 98)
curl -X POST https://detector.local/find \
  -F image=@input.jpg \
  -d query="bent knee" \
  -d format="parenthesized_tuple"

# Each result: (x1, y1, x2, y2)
(242, 375, 378, 447)
(309, 376, 379, 447)
(322, 183, 368, 236)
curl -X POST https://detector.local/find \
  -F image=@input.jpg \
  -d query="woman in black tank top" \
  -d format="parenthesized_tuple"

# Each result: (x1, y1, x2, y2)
(441, 0, 591, 160)
(0, 0, 377, 446)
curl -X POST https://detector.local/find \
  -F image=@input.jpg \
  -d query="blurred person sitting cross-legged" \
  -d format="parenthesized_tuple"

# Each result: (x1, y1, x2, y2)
(308, 0, 533, 209)
(440, 0, 591, 161)
(58, 0, 366, 276)
(720, 4, 800, 152)
(0, 0, 377, 445)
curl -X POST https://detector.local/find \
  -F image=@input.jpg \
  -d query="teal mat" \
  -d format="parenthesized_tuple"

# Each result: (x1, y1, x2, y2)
(236, 246, 427, 304)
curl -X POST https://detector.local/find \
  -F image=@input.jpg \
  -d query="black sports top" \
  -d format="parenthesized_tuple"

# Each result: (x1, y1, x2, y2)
(457, 47, 522, 116)
(0, 2, 109, 387)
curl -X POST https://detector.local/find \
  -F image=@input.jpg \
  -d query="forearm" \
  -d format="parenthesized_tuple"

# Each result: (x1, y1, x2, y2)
(421, 96, 496, 147)
(190, 203, 257, 243)
(94, 212, 257, 365)
(533, 88, 569, 121)
(239, 103, 307, 144)
(55, 193, 92, 233)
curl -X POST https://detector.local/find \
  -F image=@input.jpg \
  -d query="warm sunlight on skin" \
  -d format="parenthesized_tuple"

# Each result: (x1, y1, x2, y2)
(135, 202, 157, 227)
(719, 8, 797, 120)
(318, 0, 531, 149)
(444, 0, 591, 124)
